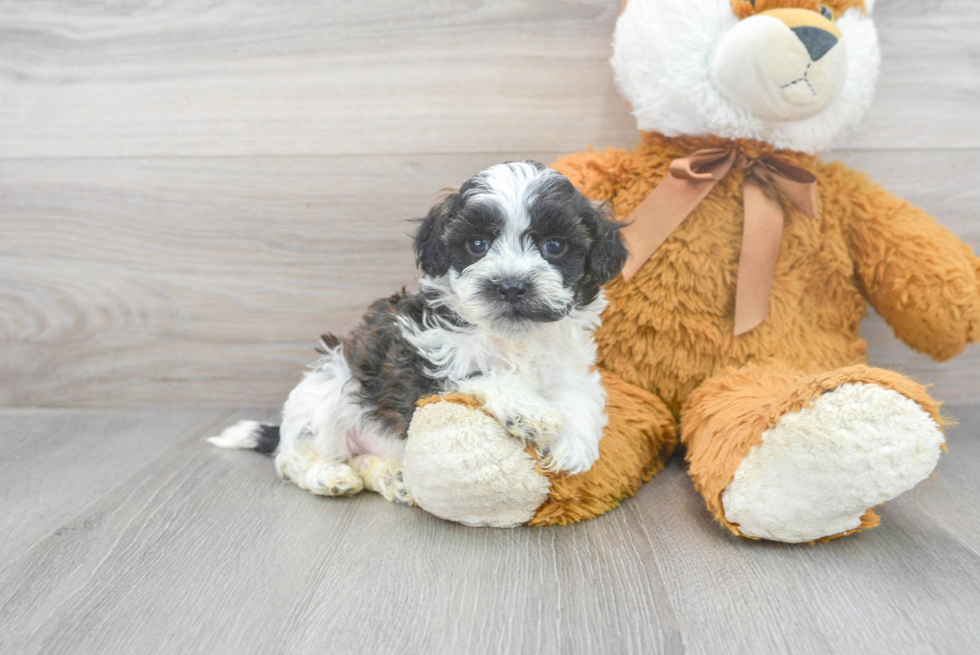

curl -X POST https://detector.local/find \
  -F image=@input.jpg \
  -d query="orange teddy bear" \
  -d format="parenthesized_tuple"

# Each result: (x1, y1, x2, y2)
(404, 0, 979, 541)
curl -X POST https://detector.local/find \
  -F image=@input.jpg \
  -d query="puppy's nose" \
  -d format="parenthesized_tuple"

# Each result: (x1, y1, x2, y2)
(497, 280, 529, 302)
(791, 26, 838, 62)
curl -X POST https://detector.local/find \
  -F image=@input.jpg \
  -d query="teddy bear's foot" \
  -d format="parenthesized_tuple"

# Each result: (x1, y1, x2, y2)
(404, 395, 551, 527)
(721, 383, 944, 543)
(683, 363, 947, 543)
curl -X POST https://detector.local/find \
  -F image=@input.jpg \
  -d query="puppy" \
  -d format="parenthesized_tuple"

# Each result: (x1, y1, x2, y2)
(208, 161, 628, 504)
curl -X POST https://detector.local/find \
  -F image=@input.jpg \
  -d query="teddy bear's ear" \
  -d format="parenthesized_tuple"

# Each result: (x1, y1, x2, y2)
(413, 191, 461, 277)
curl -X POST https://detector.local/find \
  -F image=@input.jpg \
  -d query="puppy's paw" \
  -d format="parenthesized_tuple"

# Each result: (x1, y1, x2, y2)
(537, 428, 600, 476)
(501, 404, 563, 443)
(313, 464, 364, 497)
(376, 465, 415, 506)
(275, 449, 364, 497)
(532, 441, 552, 463)
(351, 456, 415, 505)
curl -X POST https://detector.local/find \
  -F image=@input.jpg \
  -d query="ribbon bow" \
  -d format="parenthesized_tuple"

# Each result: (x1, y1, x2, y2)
(619, 148, 820, 336)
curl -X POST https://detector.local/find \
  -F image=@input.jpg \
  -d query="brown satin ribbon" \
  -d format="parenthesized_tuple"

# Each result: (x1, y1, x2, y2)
(619, 148, 819, 336)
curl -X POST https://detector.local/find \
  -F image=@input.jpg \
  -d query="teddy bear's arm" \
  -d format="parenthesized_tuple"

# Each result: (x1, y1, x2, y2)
(842, 165, 980, 361)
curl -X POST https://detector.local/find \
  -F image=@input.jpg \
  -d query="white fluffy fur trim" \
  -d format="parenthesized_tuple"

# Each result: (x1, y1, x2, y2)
(721, 383, 944, 543)
(404, 400, 551, 528)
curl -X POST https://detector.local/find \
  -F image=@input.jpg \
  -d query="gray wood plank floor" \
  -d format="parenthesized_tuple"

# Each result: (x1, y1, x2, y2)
(2, 406, 979, 655)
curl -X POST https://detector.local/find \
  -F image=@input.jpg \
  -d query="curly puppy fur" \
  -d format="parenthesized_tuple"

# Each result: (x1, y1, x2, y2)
(209, 161, 627, 499)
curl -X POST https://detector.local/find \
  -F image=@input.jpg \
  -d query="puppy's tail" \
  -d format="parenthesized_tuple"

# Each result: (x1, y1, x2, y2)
(207, 420, 280, 455)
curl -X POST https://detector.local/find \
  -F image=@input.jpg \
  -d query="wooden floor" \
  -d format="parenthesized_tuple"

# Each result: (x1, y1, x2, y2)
(2, 405, 979, 655)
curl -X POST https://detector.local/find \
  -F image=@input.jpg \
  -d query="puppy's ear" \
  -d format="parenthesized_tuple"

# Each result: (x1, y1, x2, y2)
(584, 202, 628, 286)
(413, 192, 458, 277)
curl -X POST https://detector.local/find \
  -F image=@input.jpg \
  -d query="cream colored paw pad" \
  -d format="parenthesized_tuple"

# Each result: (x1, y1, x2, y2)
(721, 383, 944, 543)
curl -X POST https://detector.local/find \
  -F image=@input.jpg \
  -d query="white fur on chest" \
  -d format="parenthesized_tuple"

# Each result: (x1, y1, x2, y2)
(400, 282, 604, 396)
(399, 281, 608, 475)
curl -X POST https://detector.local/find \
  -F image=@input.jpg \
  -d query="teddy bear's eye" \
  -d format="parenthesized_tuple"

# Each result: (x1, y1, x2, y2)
(819, 5, 834, 20)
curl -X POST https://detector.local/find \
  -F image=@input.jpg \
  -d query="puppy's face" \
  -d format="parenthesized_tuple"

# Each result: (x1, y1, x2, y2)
(415, 161, 628, 338)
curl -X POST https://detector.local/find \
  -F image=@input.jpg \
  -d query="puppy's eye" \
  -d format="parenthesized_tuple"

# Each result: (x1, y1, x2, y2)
(542, 238, 566, 256)
(466, 238, 490, 256)
(819, 5, 834, 20)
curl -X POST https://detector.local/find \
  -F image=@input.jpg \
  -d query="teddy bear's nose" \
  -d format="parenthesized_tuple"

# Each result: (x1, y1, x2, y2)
(791, 26, 838, 62)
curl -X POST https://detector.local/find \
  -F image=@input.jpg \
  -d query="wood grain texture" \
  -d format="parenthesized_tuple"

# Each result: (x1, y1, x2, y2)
(0, 0, 978, 158)
(1, 0, 979, 407)
(0, 408, 243, 562)
(1, 406, 979, 655)
(0, 0, 636, 158)
(0, 153, 552, 406)
(2, 150, 977, 407)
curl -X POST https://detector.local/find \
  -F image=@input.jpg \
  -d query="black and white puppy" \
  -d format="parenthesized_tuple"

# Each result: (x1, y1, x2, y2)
(208, 161, 627, 504)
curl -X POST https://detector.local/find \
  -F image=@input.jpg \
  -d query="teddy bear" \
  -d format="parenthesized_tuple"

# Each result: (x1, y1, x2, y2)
(402, 0, 980, 542)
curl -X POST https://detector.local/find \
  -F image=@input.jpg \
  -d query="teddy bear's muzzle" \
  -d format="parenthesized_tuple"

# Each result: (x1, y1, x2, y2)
(710, 8, 847, 122)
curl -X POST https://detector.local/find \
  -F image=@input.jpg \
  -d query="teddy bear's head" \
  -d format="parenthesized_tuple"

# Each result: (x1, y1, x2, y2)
(612, 0, 881, 153)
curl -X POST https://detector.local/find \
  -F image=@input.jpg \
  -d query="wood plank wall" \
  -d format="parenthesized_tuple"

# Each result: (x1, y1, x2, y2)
(1, 0, 978, 407)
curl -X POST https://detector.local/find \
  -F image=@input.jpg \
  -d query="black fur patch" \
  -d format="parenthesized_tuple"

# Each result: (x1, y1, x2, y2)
(525, 172, 628, 306)
(442, 201, 505, 274)
(414, 181, 506, 277)
(253, 424, 281, 455)
(341, 288, 464, 438)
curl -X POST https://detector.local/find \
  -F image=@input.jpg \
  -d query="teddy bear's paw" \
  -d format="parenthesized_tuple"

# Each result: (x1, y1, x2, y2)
(721, 383, 945, 543)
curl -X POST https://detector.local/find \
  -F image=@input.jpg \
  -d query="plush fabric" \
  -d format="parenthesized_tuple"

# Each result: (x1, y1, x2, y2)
(554, 134, 980, 416)
(551, 131, 977, 539)
(681, 362, 946, 539)
(732, 0, 867, 20)
(612, 0, 880, 154)
(721, 382, 944, 542)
